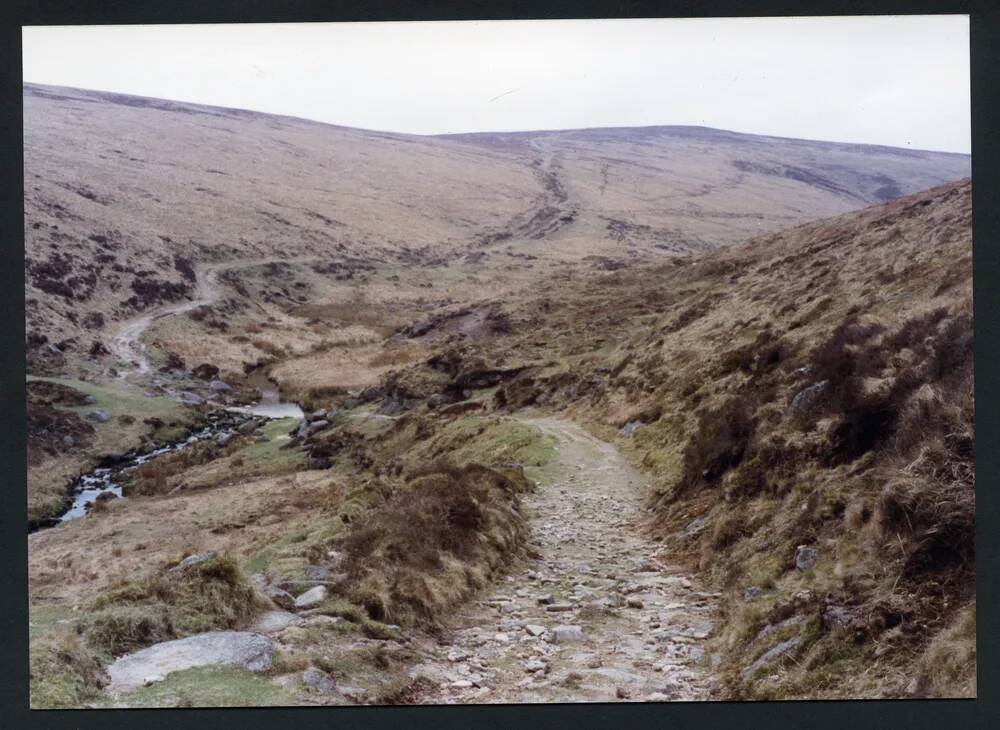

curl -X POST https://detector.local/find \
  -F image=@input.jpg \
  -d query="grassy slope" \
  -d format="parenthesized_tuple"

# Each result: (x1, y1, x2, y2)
(383, 179, 974, 698)
(28, 406, 560, 707)
(27, 376, 195, 523)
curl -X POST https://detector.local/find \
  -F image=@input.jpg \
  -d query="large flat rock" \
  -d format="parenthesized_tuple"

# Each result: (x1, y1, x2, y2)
(107, 631, 276, 693)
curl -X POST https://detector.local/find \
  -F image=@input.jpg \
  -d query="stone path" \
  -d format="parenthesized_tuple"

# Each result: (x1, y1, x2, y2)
(410, 417, 716, 703)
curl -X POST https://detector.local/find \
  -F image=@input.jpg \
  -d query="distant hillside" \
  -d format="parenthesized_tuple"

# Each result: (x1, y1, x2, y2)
(443, 125, 970, 250)
(24, 83, 969, 378)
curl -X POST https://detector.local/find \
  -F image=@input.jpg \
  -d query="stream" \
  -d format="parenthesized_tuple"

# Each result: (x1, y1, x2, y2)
(54, 374, 304, 526)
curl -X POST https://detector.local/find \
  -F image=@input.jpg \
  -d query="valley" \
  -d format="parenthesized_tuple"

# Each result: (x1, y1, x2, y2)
(25, 84, 974, 707)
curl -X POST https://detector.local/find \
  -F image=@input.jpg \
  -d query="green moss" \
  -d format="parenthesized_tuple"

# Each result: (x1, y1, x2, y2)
(441, 417, 559, 482)
(102, 666, 299, 708)
(28, 375, 189, 426)
(235, 417, 306, 473)
(243, 514, 348, 582)
(316, 596, 365, 623)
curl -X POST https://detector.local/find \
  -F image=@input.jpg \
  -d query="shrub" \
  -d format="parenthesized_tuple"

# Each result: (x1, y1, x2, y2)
(678, 395, 756, 492)
(339, 462, 531, 624)
(90, 555, 265, 645)
(84, 604, 173, 656)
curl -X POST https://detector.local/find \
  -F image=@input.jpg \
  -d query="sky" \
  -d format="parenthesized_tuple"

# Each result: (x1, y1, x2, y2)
(22, 16, 970, 153)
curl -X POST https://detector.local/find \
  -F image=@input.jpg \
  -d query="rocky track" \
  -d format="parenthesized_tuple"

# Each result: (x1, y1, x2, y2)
(410, 417, 717, 703)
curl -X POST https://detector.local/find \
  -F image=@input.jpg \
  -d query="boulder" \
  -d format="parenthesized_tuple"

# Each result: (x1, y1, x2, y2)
(619, 420, 644, 438)
(107, 631, 276, 692)
(86, 409, 112, 423)
(168, 551, 218, 573)
(305, 419, 329, 436)
(795, 545, 819, 571)
(308, 409, 328, 422)
(551, 625, 585, 643)
(252, 610, 304, 634)
(301, 667, 337, 693)
(524, 659, 547, 673)
(179, 392, 204, 406)
(447, 648, 471, 663)
(209, 380, 232, 393)
(740, 637, 801, 681)
(294, 585, 328, 609)
(685, 515, 708, 536)
(544, 603, 574, 612)
(788, 380, 829, 418)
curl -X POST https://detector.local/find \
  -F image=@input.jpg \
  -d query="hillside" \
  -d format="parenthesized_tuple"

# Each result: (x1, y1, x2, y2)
(24, 84, 973, 708)
(24, 84, 969, 383)
(367, 178, 974, 698)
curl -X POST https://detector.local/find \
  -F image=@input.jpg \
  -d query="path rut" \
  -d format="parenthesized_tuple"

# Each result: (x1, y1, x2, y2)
(111, 256, 319, 378)
(412, 417, 716, 703)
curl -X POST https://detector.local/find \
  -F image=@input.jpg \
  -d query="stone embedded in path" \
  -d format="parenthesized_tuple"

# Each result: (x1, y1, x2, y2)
(525, 624, 546, 637)
(545, 603, 575, 613)
(294, 585, 328, 609)
(524, 659, 547, 673)
(551, 625, 585, 643)
(740, 637, 801, 681)
(301, 666, 337, 693)
(252, 610, 303, 634)
(107, 631, 276, 693)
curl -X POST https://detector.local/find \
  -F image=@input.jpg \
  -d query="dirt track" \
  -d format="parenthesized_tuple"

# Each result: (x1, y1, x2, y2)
(410, 417, 716, 703)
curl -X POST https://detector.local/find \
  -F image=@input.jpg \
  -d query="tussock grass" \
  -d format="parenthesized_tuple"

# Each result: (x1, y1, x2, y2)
(30, 627, 107, 709)
(86, 555, 266, 656)
(339, 462, 532, 625)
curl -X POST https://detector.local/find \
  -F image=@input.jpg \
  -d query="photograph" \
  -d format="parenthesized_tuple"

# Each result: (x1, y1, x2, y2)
(22, 15, 974, 708)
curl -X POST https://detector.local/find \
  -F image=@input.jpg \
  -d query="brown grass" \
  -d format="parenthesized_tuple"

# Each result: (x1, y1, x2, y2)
(339, 462, 532, 625)
(87, 554, 266, 654)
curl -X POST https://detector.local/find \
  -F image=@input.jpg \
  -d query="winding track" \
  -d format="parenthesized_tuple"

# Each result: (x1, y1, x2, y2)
(411, 417, 715, 704)
(110, 257, 319, 378)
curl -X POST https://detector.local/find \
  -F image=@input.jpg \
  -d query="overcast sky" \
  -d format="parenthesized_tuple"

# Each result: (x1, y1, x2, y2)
(23, 16, 970, 153)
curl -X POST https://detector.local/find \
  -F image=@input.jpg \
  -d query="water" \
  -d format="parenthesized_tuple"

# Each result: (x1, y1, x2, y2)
(58, 421, 233, 523)
(48, 370, 305, 526)
(228, 370, 304, 420)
